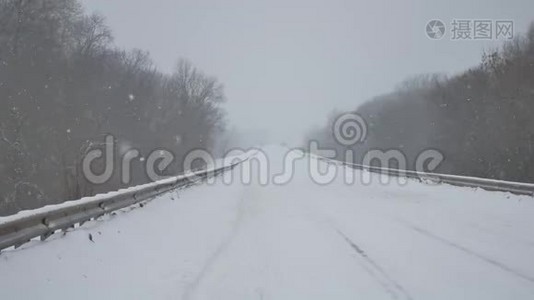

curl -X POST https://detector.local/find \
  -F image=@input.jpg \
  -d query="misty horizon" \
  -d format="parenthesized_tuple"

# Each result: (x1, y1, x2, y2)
(82, 0, 534, 145)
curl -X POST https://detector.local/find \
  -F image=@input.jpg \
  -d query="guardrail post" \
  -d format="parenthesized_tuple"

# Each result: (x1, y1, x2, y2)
(40, 231, 54, 241)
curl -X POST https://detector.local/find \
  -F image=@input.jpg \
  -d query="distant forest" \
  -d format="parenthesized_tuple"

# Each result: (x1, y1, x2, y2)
(308, 23, 534, 183)
(0, 0, 226, 215)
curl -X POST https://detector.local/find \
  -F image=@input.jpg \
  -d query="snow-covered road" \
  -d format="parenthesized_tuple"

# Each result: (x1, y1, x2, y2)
(1, 146, 534, 299)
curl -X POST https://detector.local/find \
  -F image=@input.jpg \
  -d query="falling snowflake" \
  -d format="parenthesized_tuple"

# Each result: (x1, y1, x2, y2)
(128, 94, 135, 101)
(66, 128, 71, 133)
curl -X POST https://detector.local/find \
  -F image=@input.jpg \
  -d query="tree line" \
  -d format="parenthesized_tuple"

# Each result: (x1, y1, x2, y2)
(308, 23, 534, 183)
(0, 0, 226, 215)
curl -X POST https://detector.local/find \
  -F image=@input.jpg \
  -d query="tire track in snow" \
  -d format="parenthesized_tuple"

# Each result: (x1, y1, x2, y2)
(294, 195, 413, 300)
(335, 229, 414, 300)
(182, 194, 248, 300)
(400, 220, 534, 285)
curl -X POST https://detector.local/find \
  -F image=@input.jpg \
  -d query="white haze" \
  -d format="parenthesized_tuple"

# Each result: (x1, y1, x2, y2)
(83, 0, 534, 146)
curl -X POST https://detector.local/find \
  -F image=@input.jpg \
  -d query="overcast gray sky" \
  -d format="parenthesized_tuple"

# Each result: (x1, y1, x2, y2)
(82, 0, 533, 145)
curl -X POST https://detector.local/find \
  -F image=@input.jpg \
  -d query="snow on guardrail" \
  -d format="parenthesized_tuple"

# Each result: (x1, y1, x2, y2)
(0, 154, 249, 252)
(312, 154, 534, 196)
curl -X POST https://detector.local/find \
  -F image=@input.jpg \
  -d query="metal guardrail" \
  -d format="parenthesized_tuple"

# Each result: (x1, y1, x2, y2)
(0, 161, 241, 252)
(315, 155, 534, 196)
(3, 153, 531, 253)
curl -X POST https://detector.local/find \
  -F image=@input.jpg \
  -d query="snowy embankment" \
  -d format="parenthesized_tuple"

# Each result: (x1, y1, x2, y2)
(1, 146, 534, 300)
